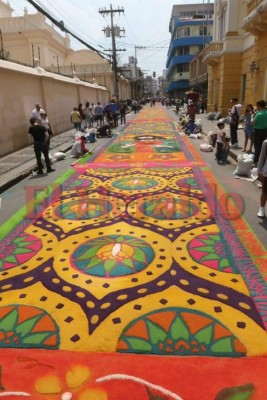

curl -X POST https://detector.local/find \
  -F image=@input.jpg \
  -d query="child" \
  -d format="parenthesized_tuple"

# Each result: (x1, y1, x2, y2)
(215, 121, 226, 163)
(221, 137, 231, 164)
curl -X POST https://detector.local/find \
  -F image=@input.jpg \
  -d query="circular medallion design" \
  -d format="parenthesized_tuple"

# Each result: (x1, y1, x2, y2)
(0, 233, 42, 271)
(53, 198, 112, 220)
(71, 235, 155, 277)
(0, 305, 59, 349)
(188, 233, 236, 272)
(117, 308, 246, 356)
(140, 195, 199, 220)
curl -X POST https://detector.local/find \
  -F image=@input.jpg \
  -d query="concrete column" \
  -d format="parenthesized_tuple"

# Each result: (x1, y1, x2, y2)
(226, 0, 239, 33)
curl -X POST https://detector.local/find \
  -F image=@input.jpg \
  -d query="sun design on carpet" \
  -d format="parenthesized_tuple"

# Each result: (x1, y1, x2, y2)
(0, 233, 42, 270)
(71, 235, 155, 277)
(188, 232, 238, 273)
(0, 305, 59, 349)
(117, 308, 247, 357)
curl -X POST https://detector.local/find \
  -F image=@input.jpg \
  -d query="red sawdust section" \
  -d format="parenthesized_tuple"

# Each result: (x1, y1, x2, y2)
(1, 349, 267, 399)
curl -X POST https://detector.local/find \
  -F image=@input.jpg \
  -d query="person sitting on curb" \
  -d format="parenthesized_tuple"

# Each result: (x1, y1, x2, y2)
(70, 136, 89, 158)
(28, 117, 55, 175)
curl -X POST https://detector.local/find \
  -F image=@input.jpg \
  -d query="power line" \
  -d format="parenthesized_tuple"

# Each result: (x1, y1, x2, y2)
(26, 0, 110, 62)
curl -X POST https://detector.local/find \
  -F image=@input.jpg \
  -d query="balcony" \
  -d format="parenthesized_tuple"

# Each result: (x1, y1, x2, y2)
(242, 0, 267, 34)
(202, 42, 223, 65)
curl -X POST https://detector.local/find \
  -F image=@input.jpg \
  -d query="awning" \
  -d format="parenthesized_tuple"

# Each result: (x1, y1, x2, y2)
(166, 80, 189, 93)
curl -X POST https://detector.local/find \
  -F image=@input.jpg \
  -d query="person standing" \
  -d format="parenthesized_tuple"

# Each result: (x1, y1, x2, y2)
(228, 97, 242, 148)
(78, 103, 85, 130)
(31, 103, 45, 119)
(252, 100, 267, 165)
(187, 100, 197, 121)
(39, 111, 53, 148)
(119, 100, 128, 125)
(28, 117, 55, 175)
(70, 107, 82, 131)
(108, 99, 119, 127)
(257, 139, 267, 218)
(94, 102, 104, 127)
(242, 104, 254, 153)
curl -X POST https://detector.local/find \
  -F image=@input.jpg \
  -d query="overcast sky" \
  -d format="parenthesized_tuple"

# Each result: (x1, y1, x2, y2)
(9, 0, 209, 77)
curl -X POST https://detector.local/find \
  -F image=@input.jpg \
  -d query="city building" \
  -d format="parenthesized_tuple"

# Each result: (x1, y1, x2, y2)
(203, 0, 267, 113)
(120, 56, 144, 99)
(0, 0, 131, 99)
(166, 2, 214, 99)
(158, 70, 169, 98)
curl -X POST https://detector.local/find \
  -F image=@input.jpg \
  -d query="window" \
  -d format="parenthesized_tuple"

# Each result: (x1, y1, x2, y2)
(177, 63, 189, 73)
(218, 6, 227, 41)
(199, 26, 208, 36)
(177, 46, 190, 56)
(177, 27, 190, 38)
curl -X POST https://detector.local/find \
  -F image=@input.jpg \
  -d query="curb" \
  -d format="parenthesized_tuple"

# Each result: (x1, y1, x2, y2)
(0, 144, 73, 195)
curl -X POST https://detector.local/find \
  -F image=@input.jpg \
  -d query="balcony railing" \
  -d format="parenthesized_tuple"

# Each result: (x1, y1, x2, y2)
(202, 42, 223, 65)
(243, 0, 267, 33)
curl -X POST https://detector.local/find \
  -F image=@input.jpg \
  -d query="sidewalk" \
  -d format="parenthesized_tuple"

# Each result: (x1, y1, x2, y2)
(0, 109, 249, 194)
(0, 124, 123, 193)
(173, 110, 248, 161)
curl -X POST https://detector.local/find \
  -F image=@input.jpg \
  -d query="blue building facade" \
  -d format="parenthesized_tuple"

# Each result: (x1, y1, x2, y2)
(166, 17, 213, 98)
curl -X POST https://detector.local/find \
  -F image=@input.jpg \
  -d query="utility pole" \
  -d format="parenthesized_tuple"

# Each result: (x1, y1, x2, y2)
(99, 5, 125, 100)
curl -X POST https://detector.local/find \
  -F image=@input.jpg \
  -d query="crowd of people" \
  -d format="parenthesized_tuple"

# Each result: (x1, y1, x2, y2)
(70, 99, 129, 131)
(175, 95, 267, 218)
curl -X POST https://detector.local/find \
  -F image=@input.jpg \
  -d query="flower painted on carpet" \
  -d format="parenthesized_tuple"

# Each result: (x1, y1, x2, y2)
(112, 177, 158, 190)
(65, 178, 94, 190)
(117, 308, 246, 357)
(0, 305, 59, 349)
(71, 235, 155, 277)
(35, 365, 107, 399)
(188, 233, 237, 273)
(141, 196, 198, 220)
(54, 199, 112, 220)
(177, 177, 198, 189)
(0, 233, 42, 270)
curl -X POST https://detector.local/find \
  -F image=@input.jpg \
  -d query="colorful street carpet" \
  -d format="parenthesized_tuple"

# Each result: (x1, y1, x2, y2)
(0, 106, 267, 398)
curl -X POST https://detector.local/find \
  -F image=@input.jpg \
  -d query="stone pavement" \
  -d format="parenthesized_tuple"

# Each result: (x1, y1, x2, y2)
(0, 108, 251, 194)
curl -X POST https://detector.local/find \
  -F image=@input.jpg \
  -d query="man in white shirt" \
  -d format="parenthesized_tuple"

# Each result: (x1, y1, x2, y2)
(228, 97, 242, 148)
(31, 103, 45, 120)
